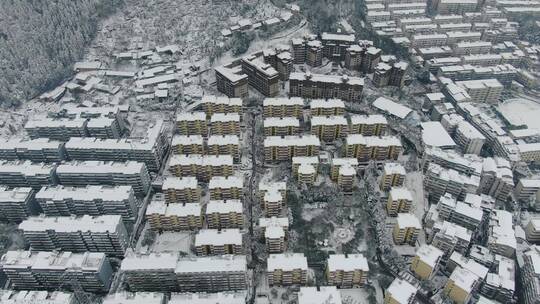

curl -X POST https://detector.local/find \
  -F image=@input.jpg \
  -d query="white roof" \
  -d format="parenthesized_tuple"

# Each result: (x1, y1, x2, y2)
(350, 114, 388, 125)
(0, 138, 64, 151)
(332, 158, 359, 167)
(168, 154, 233, 167)
(121, 252, 179, 271)
(421, 121, 456, 148)
(175, 255, 246, 273)
(264, 117, 300, 128)
(102, 292, 165, 304)
(263, 97, 304, 107)
(207, 135, 239, 146)
(176, 112, 206, 122)
(0, 160, 55, 177)
(206, 200, 242, 214)
(1, 251, 106, 271)
(397, 213, 421, 229)
(210, 113, 240, 123)
(449, 267, 477, 293)
(386, 279, 417, 304)
(297, 287, 342, 304)
(346, 134, 402, 147)
(264, 135, 320, 147)
(434, 221, 472, 242)
(162, 176, 198, 190)
(384, 163, 406, 175)
(19, 215, 122, 233)
(311, 116, 348, 126)
(0, 187, 34, 203)
(195, 229, 242, 246)
(415, 245, 443, 268)
(457, 121, 485, 140)
(56, 161, 145, 175)
(321, 32, 355, 42)
(146, 200, 201, 217)
(267, 253, 308, 271)
(327, 254, 369, 272)
(310, 99, 345, 109)
(0, 291, 74, 304)
(390, 188, 413, 201)
(454, 201, 483, 222)
(208, 176, 243, 189)
(36, 185, 133, 202)
(265, 225, 285, 239)
(372, 97, 412, 119)
(172, 135, 204, 146)
(259, 217, 289, 229)
(298, 163, 316, 175)
(292, 156, 319, 165)
(290, 72, 364, 86)
(259, 181, 286, 193)
(169, 292, 246, 304)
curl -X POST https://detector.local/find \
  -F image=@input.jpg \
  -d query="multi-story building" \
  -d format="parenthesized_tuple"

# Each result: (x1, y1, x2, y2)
(206, 200, 243, 229)
(0, 138, 66, 163)
(443, 267, 479, 304)
(0, 290, 76, 304)
(430, 220, 472, 257)
(453, 41, 492, 55)
(373, 61, 409, 88)
(291, 37, 324, 66)
(121, 252, 180, 291)
(326, 254, 369, 288)
(263, 189, 285, 217)
(258, 181, 287, 202)
(168, 155, 233, 181)
(289, 72, 364, 103)
(387, 188, 413, 216)
(380, 163, 406, 190)
(264, 135, 320, 162)
(0, 160, 57, 189)
(265, 223, 287, 253)
(146, 196, 202, 231)
(24, 117, 88, 141)
(433, 193, 483, 231)
(292, 157, 319, 179)
(412, 33, 448, 48)
(424, 163, 480, 201)
(310, 99, 346, 116)
(338, 165, 356, 192)
(345, 135, 402, 162)
(0, 250, 113, 292)
(176, 112, 207, 136)
(384, 278, 417, 304)
(349, 114, 388, 136)
(210, 113, 241, 136)
(194, 229, 243, 256)
(55, 161, 151, 196)
(241, 53, 279, 97)
(480, 255, 515, 302)
(410, 245, 444, 280)
(520, 245, 540, 304)
(517, 143, 540, 163)
(479, 157, 513, 202)
(65, 121, 168, 171)
(454, 120, 486, 155)
(19, 215, 129, 257)
(297, 163, 317, 185)
(0, 187, 38, 222)
(393, 213, 421, 245)
(436, 0, 478, 15)
(214, 62, 249, 98)
(330, 158, 358, 181)
(262, 47, 293, 81)
(162, 176, 200, 204)
(525, 218, 540, 244)
(171, 135, 205, 155)
(488, 210, 516, 258)
(207, 135, 240, 160)
(169, 292, 246, 304)
(209, 176, 243, 201)
(264, 117, 300, 136)
(516, 178, 540, 202)
(263, 97, 304, 118)
(35, 185, 137, 221)
(201, 95, 243, 117)
(267, 253, 308, 286)
(175, 255, 247, 292)
(311, 116, 348, 142)
(455, 79, 503, 104)
(102, 292, 165, 304)
(321, 32, 356, 61)
(422, 147, 482, 176)
(53, 106, 125, 138)
(344, 43, 381, 73)
(298, 287, 342, 304)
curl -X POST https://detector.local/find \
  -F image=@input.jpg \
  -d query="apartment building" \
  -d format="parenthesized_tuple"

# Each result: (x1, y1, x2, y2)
(206, 200, 243, 229)
(35, 185, 137, 221)
(289, 72, 364, 103)
(311, 116, 348, 142)
(201, 95, 243, 117)
(330, 158, 358, 181)
(424, 163, 480, 201)
(422, 147, 482, 176)
(321, 32, 356, 61)
(54, 106, 125, 138)
(169, 292, 246, 304)
(525, 219, 540, 244)
(263, 188, 285, 217)
(264, 135, 320, 162)
(19, 215, 129, 257)
(176, 112, 207, 136)
(517, 143, 540, 163)
(24, 117, 88, 141)
(0, 291, 75, 304)
(350, 114, 388, 136)
(373, 61, 409, 88)
(479, 157, 513, 202)
(480, 255, 515, 302)
(207, 135, 240, 160)
(175, 255, 247, 292)
(146, 197, 202, 231)
(263, 47, 293, 81)
(453, 41, 492, 55)
(0, 160, 57, 189)
(462, 54, 502, 66)
(102, 292, 165, 304)
(393, 213, 421, 245)
(209, 176, 243, 200)
(381, 162, 406, 190)
(520, 245, 540, 304)
(194, 229, 243, 256)
(488, 210, 516, 258)
(214, 62, 249, 98)
(454, 121, 486, 155)
(291, 37, 323, 66)
(267, 253, 308, 286)
(210, 113, 241, 136)
(455, 79, 503, 103)
(259, 181, 287, 202)
(433, 193, 483, 231)
(121, 252, 180, 291)
(55, 161, 151, 196)
(436, 0, 478, 15)
(264, 117, 300, 136)
(168, 154, 233, 181)
(384, 278, 417, 304)
(431, 221, 472, 257)
(0, 250, 113, 292)
(412, 33, 448, 48)
(298, 287, 342, 304)
(387, 187, 414, 216)
(162, 176, 200, 204)
(310, 99, 346, 116)
(241, 54, 279, 97)
(0, 187, 38, 222)
(297, 163, 317, 185)
(65, 121, 168, 171)
(171, 135, 204, 155)
(338, 165, 356, 192)
(326, 254, 369, 288)
(292, 157, 319, 178)
(0, 138, 66, 163)
(410, 245, 444, 280)
(344, 44, 381, 73)
(345, 135, 402, 162)
(265, 223, 287, 253)
(515, 178, 540, 202)
(263, 97, 304, 118)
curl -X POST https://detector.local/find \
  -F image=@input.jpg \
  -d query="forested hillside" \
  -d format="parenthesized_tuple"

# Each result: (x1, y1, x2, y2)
(0, 0, 122, 106)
